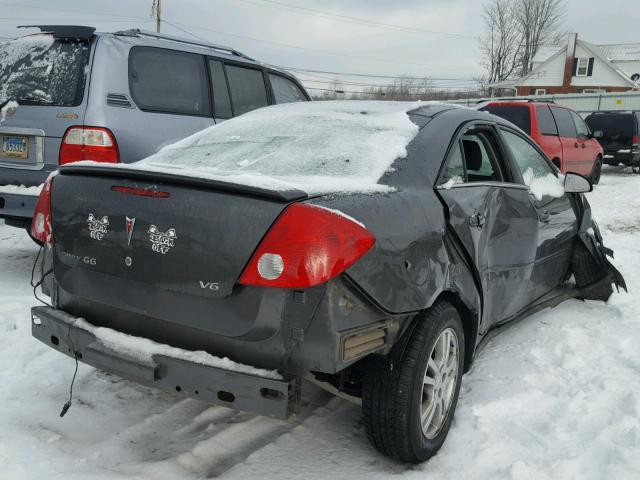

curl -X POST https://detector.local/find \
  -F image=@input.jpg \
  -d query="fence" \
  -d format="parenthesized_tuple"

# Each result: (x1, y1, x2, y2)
(447, 90, 640, 116)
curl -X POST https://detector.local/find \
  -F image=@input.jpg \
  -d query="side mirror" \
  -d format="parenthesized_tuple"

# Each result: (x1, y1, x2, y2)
(564, 172, 593, 193)
(591, 130, 604, 139)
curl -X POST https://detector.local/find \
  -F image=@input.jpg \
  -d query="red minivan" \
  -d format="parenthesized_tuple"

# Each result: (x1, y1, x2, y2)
(481, 101, 604, 183)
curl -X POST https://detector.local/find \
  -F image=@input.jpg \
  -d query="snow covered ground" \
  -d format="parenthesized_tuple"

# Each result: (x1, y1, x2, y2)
(1, 166, 639, 479)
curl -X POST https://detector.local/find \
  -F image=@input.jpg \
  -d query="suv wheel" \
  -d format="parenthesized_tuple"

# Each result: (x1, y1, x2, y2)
(590, 156, 602, 184)
(362, 301, 465, 463)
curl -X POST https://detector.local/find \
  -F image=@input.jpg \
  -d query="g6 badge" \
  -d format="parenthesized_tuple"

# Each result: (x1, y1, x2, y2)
(148, 225, 177, 254)
(87, 213, 109, 240)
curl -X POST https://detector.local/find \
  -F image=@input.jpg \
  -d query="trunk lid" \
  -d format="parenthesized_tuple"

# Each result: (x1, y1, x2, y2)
(51, 167, 307, 304)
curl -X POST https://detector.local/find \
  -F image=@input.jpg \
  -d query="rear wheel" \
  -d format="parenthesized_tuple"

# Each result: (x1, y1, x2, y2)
(632, 165, 640, 174)
(590, 156, 602, 185)
(362, 301, 465, 463)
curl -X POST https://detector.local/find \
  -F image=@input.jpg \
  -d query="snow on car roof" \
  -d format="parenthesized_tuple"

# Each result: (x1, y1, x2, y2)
(106, 101, 451, 195)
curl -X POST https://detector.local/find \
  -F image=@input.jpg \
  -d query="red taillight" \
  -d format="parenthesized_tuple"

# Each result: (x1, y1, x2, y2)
(111, 186, 170, 198)
(239, 203, 375, 288)
(30, 174, 55, 244)
(633, 135, 639, 146)
(59, 126, 119, 165)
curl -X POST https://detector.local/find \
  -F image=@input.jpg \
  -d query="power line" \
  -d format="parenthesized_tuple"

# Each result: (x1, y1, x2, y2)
(0, 18, 154, 24)
(233, 0, 479, 40)
(287, 67, 478, 82)
(167, 19, 474, 69)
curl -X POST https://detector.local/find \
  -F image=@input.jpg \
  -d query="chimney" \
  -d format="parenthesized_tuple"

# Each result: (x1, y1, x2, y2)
(562, 33, 578, 88)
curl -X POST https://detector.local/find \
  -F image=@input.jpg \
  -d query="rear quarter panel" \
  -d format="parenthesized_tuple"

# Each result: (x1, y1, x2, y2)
(84, 35, 213, 164)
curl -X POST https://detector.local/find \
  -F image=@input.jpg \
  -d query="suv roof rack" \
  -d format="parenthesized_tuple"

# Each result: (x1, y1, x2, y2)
(115, 28, 254, 61)
(477, 97, 555, 104)
(17, 25, 96, 39)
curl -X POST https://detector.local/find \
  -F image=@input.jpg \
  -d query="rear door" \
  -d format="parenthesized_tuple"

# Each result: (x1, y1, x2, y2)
(533, 105, 563, 168)
(436, 124, 539, 330)
(498, 127, 577, 301)
(570, 110, 599, 170)
(550, 106, 587, 175)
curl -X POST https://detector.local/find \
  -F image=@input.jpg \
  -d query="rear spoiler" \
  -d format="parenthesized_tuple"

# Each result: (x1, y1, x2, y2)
(58, 165, 308, 203)
(17, 25, 96, 39)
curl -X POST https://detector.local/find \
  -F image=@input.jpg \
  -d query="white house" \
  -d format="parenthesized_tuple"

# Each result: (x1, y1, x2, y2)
(489, 33, 640, 96)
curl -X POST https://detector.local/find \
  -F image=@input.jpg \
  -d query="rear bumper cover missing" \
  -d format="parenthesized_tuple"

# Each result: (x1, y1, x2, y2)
(0, 191, 38, 221)
(31, 306, 300, 419)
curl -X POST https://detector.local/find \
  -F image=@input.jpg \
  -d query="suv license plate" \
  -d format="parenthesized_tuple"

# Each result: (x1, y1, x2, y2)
(1, 135, 29, 159)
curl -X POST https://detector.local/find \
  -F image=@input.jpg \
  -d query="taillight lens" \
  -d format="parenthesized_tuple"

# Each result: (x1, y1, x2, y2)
(59, 126, 119, 165)
(239, 203, 375, 288)
(633, 135, 639, 146)
(30, 174, 55, 244)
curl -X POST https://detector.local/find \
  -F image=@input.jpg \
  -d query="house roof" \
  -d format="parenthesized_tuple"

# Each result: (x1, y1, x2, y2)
(489, 37, 638, 88)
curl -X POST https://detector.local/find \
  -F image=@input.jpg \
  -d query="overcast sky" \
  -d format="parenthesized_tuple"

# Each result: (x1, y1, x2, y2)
(1, 0, 638, 93)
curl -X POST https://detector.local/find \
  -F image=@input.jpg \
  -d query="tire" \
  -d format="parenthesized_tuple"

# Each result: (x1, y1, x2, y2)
(362, 301, 465, 463)
(590, 156, 602, 185)
(632, 165, 640, 174)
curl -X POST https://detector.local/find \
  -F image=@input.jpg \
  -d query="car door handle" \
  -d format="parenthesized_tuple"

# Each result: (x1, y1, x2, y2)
(469, 212, 485, 228)
(581, 143, 586, 148)
(575, 142, 580, 148)
(539, 210, 551, 223)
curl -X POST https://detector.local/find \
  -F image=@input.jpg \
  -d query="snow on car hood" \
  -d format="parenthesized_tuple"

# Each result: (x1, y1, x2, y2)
(100, 101, 441, 195)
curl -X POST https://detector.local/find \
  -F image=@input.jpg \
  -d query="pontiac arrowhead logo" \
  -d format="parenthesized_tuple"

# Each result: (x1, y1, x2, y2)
(125, 217, 136, 246)
(147, 225, 177, 254)
(87, 213, 109, 240)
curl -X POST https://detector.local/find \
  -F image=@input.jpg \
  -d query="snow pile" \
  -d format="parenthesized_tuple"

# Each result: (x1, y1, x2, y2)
(523, 167, 565, 200)
(0, 182, 42, 196)
(72, 318, 283, 380)
(102, 101, 432, 195)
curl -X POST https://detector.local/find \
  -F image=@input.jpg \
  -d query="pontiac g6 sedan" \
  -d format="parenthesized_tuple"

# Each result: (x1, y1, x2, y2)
(29, 101, 624, 463)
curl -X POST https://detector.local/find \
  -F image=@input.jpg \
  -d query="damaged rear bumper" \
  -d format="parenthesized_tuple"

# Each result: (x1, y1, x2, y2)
(31, 306, 301, 419)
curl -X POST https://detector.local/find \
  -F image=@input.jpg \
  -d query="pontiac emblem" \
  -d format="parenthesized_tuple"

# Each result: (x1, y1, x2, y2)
(87, 213, 109, 240)
(125, 217, 136, 246)
(147, 225, 177, 254)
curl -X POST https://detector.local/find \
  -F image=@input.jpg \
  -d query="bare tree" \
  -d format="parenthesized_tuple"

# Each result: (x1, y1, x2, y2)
(480, 0, 523, 83)
(480, 0, 565, 82)
(516, 0, 565, 75)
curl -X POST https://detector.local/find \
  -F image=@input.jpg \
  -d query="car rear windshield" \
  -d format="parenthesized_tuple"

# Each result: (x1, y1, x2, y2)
(129, 101, 421, 194)
(585, 114, 635, 141)
(482, 105, 531, 134)
(0, 34, 90, 106)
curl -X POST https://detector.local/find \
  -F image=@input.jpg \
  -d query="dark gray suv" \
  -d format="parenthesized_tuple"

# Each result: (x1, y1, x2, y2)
(0, 25, 309, 231)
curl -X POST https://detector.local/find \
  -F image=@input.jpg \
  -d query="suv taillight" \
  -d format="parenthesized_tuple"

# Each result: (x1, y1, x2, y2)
(30, 174, 55, 244)
(238, 203, 375, 288)
(59, 126, 119, 165)
(633, 135, 639, 147)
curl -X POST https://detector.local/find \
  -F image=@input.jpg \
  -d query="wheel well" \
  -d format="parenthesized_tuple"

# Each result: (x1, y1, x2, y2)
(435, 291, 478, 372)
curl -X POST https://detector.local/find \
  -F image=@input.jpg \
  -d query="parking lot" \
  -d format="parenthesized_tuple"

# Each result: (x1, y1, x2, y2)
(1, 166, 638, 480)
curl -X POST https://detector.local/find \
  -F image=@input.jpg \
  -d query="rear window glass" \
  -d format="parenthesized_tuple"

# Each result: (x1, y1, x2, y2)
(536, 106, 558, 135)
(550, 107, 577, 138)
(585, 114, 635, 141)
(0, 34, 89, 106)
(208, 59, 232, 119)
(130, 101, 421, 194)
(269, 74, 307, 104)
(482, 105, 531, 134)
(225, 65, 268, 116)
(129, 47, 210, 116)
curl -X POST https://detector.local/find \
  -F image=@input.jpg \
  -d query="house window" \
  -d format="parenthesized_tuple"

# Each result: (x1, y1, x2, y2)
(534, 89, 546, 95)
(576, 58, 590, 76)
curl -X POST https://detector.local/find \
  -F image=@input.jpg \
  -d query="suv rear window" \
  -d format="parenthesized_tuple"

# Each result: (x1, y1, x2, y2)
(0, 34, 89, 106)
(585, 114, 635, 142)
(482, 105, 531, 134)
(225, 65, 269, 116)
(269, 74, 307, 104)
(129, 46, 210, 116)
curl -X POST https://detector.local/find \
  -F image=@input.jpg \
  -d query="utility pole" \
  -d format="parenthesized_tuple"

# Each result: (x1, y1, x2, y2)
(152, 0, 162, 33)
